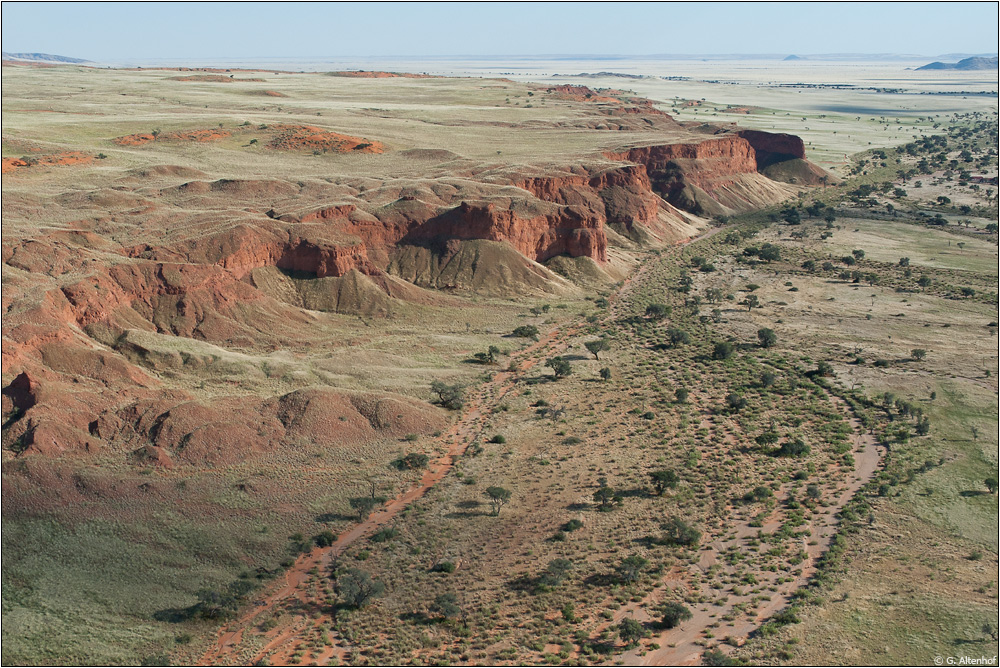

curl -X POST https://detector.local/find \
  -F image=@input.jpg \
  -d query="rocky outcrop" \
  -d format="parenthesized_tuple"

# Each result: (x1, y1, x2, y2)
(404, 201, 608, 263)
(605, 136, 759, 189)
(736, 130, 806, 169)
(603, 131, 820, 215)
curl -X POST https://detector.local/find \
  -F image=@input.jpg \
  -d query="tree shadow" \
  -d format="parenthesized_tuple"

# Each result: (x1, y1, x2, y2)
(506, 574, 536, 592)
(284, 598, 327, 618)
(447, 500, 488, 518)
(524, 376, 557, 386)
(959, 490, 988, 497)
(579, 640, 617, 657)
(401, 611, 436, 626)
(582, 572, 617, 588)
(152, 606, 197, 623)
(952, 636, 988, 646)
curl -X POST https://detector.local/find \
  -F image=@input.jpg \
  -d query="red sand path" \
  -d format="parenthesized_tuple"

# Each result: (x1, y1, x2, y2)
(198, 323, 580, 666)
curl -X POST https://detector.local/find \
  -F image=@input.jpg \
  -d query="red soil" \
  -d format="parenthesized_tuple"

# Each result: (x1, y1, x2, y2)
(264, 124, 384, 153)
(1, 151, 94, 173)
(546, 83, 621, 103)
(112, 129, 231, 146)
(197, 323, 579, 667)
(1, 60, 59, 68)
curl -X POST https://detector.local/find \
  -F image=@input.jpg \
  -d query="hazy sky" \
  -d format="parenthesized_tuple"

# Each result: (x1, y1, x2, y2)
(2, 1, 997, 62)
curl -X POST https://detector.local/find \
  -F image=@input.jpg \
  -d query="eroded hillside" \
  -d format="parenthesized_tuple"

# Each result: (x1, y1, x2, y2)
(1, 64, 835, 665)
(2, 69, 821, 465)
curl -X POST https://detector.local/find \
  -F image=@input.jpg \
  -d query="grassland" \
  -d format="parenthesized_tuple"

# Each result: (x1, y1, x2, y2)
(2, 60, 997, 666)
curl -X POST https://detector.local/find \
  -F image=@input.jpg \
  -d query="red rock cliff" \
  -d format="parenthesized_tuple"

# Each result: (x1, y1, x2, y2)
(404, 201, 608, 263)
(736, 130, 806, 169)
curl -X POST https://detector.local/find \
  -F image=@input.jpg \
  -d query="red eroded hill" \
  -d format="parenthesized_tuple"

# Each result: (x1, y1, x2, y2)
(1, 151, 95, 173)
(546, 83, 621, 103)
(264, 125, 384, 153)
(113, 129, 232, 146)
(3, 85, 831, 467)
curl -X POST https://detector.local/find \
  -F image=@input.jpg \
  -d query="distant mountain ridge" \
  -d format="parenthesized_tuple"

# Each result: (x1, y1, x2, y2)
(917, 56, 998, 71)
(2, 52, 89, 63)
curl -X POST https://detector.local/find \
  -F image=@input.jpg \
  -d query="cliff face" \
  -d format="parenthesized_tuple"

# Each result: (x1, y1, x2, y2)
(737, 130, 806, 169)
(405, 201, 608, 263)
(602, 132, 813, 215)
(604, 136, 759, 193)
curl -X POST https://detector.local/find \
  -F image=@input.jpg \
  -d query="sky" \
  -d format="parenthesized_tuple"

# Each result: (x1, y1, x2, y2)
(1, 1, 997, 63)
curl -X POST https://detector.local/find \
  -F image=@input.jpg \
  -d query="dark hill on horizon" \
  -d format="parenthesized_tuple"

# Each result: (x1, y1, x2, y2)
(917, 56, 998, 70)
(2, 51, 89, 63)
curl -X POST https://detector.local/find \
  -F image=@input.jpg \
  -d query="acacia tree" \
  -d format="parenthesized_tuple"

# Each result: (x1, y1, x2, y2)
(661, 602, 692, 629)
(336, 568, 385, 608)
(430, 592, 461, 620)
(484, 486, 512, 516)
(537, 558, 573, 590)
(617, 555, 648, 584)
(645, 303, 671, 320)
(742, 294, 760, 312)
(593, 485, 621, 510)
(430, 380, 464, 410)
(649, 469, 680, 495)
(712, 341, 735, 360)
(584, 338, 610, 360)
(545, 356, 572, 379)
(618, 617, 645, 647)
(666, 328, 690, 347)
(349, 496, 384, 521)
(757, 328, 777, 348)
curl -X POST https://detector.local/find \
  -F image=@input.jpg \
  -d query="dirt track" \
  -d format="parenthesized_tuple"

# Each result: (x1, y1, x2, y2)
(198, 323, 581, 665)
(618, 397, 883, 666)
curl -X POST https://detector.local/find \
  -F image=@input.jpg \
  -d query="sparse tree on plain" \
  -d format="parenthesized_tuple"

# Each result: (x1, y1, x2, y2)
(650, 469, 680, 495)
(484, 486, 512, 516)
(617, 617, 645, 647)
(349, 496, 383, 521)
(336, 567, 385, 609)
(661, 602, 692, 629)
(584, 338, 610, 360)
(616, 555, 648, 584)
(757, 328, 777, 348)
(545, 356, 572, 379)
